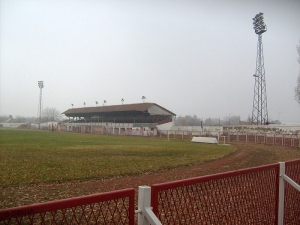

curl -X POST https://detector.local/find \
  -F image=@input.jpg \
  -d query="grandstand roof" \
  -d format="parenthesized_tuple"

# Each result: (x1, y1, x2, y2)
(62, 103, 176, 117)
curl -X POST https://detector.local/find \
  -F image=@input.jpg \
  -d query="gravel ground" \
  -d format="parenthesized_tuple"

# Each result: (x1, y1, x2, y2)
(1, 142, 299, 209)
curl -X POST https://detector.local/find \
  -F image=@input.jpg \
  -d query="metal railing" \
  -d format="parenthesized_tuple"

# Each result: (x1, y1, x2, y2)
(227, 132, 300, 148)
(0, 188, 135, 225)
(279, 160, 300, 224)
(158, 130, 300, 148)
(1, 161, 299, 225)
(148, 160, 300, 225)
(150, 164, 280, 224)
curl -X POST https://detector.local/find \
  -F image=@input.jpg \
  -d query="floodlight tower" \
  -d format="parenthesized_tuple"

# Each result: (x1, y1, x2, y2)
(251, 12, 269, 125)
(38, 81, 44, 129)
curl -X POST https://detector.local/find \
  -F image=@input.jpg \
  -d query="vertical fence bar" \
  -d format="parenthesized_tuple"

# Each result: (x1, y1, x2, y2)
(137, 186, 151, 225)
(278, 162, 285, 225)
(137, 186, 162, 225)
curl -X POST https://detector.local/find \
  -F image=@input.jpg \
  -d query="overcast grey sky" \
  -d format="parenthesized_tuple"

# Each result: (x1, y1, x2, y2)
(1, 0, 300, 124)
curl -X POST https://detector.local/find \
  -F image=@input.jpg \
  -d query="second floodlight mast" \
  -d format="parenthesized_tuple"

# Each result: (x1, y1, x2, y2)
(251, 12, 269, 125)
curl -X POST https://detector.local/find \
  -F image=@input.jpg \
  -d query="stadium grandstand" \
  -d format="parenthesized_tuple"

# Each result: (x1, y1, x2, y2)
(62, 103, 176, 135)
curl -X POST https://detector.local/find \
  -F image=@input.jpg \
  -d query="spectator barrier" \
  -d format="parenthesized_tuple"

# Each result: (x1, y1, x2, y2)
(0, 189, 135, 225)
(149, 160, 300, 225)
(158, 130, 300, 148)
(0, 160, 299, 225)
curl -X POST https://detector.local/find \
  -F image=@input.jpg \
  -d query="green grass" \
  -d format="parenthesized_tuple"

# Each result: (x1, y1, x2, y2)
(0, 129, 235, 186)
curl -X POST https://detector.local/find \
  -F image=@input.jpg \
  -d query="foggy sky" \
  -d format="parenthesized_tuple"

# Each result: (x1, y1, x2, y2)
(1, 0, 300, 124)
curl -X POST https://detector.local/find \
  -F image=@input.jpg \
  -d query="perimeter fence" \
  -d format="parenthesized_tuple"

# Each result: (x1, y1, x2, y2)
(0, 160, 299, 225)
(0, 189, 135, 225)
(150, 159, 300, 225)
(158, 130, 300, 148)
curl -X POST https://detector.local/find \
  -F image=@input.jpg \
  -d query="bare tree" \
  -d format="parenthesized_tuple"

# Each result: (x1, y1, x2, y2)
(224, 115, 240, 125)
(175, 115, 202, 126)
(295, 40, 300, 105)
(42, 107, 62, 122)
(230, 115, 240, 125)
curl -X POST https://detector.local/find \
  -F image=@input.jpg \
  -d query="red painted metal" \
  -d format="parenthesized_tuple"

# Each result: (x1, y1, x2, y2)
(284, 159, 300, 225)
(151, 163, 280, 224)
(0, 188, 135, 225)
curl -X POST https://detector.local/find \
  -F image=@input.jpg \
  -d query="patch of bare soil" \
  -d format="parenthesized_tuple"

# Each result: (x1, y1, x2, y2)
(1, 142, 299, 209)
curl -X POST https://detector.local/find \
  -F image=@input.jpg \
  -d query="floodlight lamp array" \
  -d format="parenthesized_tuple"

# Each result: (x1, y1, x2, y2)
(253, 12, 267, 34)
(38, 81, 44, 88)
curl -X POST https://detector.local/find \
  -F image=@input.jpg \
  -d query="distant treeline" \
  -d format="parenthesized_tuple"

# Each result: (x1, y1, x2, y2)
(174, 115, 281, 126)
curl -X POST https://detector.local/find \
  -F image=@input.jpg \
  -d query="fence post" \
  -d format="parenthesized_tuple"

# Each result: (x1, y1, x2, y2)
(278, 162, 285, 225)
(136, 186, 162, 225)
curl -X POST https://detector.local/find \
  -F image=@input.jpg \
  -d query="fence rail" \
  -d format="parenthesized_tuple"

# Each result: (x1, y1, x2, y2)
(151, 163, 280, 224)
(0, 188, 135, 225)
(281, 160, 300, 224)
(158, 130, 300, 148)
(149, 160, 300, 225)
(227, 132, 300, 148)
(1, 161, 299, 225)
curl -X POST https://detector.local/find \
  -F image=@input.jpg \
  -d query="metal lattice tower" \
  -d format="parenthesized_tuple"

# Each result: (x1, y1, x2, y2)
(251, 13, 268, 125)
(38, 81, 44, 129)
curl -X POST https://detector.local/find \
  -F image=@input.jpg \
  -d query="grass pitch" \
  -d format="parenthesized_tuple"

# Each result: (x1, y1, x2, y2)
(0, 129, 235, 186)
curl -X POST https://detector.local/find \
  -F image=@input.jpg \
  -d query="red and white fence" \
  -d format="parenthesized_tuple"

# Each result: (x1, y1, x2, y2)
(0, 189, 135, 225)
(0, 160, 299, 225)
(227, 132, 300, 148)
(150, 163, 279, 224)
(158, 130, 300, 148)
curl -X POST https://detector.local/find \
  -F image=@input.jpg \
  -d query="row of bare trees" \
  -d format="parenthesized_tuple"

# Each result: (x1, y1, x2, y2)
(0, 107, 62, 123)
(174, 115, 243, 126)
(174, 115, 281, 126)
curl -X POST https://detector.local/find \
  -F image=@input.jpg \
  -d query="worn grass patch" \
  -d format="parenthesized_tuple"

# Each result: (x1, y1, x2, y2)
(0, 129, 235, 186)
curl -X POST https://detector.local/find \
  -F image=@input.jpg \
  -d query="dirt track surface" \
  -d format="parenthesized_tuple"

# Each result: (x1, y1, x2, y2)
(1, 142, 300, 209)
